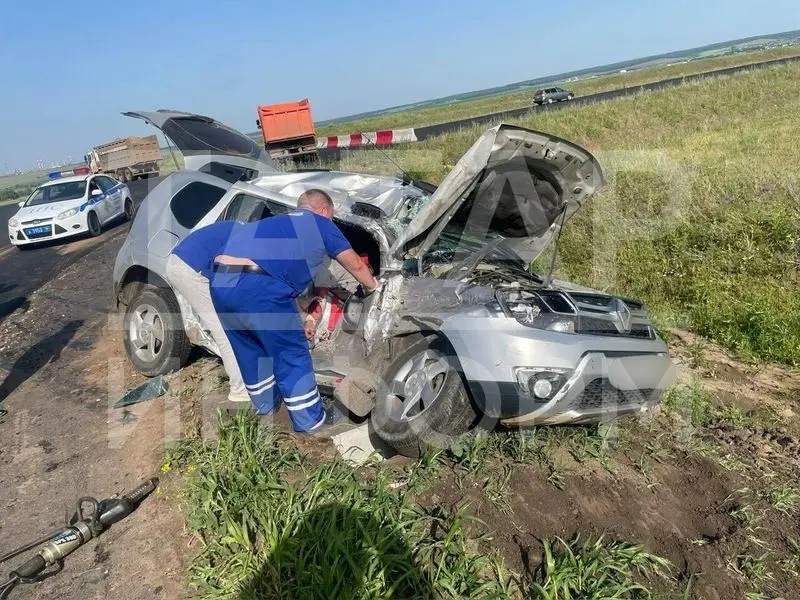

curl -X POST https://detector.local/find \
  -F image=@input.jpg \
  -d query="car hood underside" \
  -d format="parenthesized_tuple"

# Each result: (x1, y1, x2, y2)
(390, 124, 606, 264)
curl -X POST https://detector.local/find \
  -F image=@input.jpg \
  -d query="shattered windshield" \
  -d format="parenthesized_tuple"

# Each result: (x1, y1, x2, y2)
(382, 189, 431, 236)
(424, 228, 528, 277)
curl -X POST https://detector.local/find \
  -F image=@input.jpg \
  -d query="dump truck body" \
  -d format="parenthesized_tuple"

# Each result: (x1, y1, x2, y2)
(86, 135, 161, 181)
(257, 99, 318, 161)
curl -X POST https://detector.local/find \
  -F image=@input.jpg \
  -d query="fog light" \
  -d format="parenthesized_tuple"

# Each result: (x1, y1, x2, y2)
(532, 378, 553, 399)
(515, 367, 572, 401)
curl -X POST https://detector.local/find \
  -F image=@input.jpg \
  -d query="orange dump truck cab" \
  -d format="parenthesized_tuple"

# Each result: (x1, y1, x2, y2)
(256, 99, 318, 162)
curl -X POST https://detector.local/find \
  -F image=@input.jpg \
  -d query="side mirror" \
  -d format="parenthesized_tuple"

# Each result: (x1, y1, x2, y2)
(91, 188, 103, 197)
(18, 201, 25, 207)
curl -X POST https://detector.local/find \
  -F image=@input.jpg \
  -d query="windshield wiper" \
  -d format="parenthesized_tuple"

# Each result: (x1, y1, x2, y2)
(446, 238, 506, 280)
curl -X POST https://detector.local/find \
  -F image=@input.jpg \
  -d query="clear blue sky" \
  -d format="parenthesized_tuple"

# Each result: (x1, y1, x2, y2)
(0, 0, 798, 171)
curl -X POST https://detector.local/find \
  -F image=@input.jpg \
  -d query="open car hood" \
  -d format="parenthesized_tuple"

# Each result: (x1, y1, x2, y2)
(389, 124, 606, 265)
(123, 110, 276, 173)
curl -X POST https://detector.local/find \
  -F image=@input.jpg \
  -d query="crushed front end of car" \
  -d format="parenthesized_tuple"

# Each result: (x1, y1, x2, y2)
(361, 123, 675, 430)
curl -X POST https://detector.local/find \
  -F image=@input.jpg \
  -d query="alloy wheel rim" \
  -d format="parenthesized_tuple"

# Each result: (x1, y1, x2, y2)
(384, 349, 449, 422)
(129, 303, 165, 362)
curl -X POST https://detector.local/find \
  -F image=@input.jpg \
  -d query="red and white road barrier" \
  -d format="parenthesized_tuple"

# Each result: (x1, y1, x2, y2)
(316, 127, 418, 149)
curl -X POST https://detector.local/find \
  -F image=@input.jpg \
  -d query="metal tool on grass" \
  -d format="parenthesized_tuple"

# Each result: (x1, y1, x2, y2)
(0, 478, 159, 598)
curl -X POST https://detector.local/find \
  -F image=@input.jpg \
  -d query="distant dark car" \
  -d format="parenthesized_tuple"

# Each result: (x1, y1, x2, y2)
(534, 87, 575, 105)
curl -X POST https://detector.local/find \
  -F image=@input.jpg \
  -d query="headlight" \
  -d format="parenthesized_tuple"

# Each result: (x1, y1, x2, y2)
(57, 207, 79, 220)
(8, 218, 19, 228)
(498, 289, 577, 333)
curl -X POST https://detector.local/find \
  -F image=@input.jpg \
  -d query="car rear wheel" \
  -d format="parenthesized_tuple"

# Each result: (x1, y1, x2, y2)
(567, 93, 574, 100)
(370, 335, 479, 458)
(87, 211, 101, 237)
(122, 287, 191, 376)
(123, 198, 134, 221)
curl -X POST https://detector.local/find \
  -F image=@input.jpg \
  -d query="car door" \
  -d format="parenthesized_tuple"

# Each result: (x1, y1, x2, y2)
(86, 177, 112, 223)
(98, 176, 123, 219)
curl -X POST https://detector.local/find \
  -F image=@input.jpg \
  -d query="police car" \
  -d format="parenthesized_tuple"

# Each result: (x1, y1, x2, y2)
(8, 167, 133, 248)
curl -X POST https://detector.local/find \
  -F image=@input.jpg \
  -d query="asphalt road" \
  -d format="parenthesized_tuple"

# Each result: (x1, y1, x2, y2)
(0, 178, 161, 320)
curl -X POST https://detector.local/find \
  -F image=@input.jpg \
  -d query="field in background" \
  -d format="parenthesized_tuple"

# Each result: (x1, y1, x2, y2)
(316, 45, 800, 136)
(0, 169, 53, 205)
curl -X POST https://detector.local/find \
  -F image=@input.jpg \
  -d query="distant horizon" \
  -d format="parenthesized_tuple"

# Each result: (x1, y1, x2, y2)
(3, 30, 798, 179)
(314, 28, 800, 128)
(2, 0, 799, 172)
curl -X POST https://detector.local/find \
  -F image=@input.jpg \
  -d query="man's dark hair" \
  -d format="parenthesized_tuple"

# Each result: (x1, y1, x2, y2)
(298, 189, 334, 211)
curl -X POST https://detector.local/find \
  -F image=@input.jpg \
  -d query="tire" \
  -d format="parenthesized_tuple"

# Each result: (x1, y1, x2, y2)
(547, 98, 554, 104)
(122, 286, 191, 376)
(567, 94, 574, 100)
(123, 198, 134, 222)
(87, 211, 101, 237)
(370, 335, 479, 458)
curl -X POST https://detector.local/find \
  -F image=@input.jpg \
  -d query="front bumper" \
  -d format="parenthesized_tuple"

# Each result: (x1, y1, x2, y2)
(9, 213, 87, 245)
(441, 316, 676, 426)
(496, 352, 675, 426)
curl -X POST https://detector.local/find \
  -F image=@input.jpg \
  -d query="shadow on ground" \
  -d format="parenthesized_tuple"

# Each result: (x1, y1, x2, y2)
(0, 319, 83, 403)
(239, 504, 430, 599)
(0, 297, 28, 320)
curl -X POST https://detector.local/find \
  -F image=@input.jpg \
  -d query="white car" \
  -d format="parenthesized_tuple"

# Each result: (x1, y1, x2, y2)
(8, 168, 133, 249)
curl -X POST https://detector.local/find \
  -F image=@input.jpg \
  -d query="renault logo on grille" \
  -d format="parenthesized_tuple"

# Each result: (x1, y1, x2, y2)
(612, 299, 632, 333)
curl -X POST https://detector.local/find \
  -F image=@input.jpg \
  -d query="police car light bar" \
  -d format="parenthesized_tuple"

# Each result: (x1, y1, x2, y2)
(48, 166, 92, 179)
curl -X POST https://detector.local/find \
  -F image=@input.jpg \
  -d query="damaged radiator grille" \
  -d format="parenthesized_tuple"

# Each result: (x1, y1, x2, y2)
(567, 293, 655, 339)
(579, 316, 654, 339)
(576, 378, 655, 409)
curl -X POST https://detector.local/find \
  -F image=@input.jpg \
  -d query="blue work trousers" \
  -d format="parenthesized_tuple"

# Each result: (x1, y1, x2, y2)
(209, 271, 324, 432)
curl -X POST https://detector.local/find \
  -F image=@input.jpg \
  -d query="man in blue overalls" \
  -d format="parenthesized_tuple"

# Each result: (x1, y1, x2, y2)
(209, 189, 379, 433)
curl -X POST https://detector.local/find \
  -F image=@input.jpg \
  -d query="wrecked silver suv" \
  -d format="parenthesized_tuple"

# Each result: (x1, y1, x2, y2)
(112, 110, 675, 457)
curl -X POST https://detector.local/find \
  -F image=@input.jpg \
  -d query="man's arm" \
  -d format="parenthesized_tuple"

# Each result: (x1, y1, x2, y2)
(335, 249, 379, 292)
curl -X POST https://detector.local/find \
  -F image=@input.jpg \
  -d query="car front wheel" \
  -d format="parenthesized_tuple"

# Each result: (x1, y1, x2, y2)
(123, 198, 134, 221)
(122, 286, 191, 376)
(87, 211, 101, 237)
(370, 335, 479, 458)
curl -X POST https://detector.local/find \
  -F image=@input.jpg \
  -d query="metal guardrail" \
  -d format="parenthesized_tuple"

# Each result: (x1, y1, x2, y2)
(320, 54, 800, 159)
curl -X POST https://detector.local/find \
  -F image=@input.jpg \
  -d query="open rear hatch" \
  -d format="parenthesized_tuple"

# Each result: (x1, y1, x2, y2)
(123, 110, 276, 178)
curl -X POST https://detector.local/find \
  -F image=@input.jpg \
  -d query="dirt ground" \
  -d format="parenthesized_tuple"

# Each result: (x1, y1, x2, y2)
(1, 237, 798, 599)
(410, 330, 800, 599)
(0, 238, 200, 599)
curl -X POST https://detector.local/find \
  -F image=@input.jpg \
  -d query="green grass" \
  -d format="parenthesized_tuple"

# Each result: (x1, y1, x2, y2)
(762, 485, 800, 515)
(166, 414, 673, 599)
(530, 536, 671, 600)
(327, 62, 800, 366)
(317, 46, 800, 136)
(166, 414, 511, 599)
